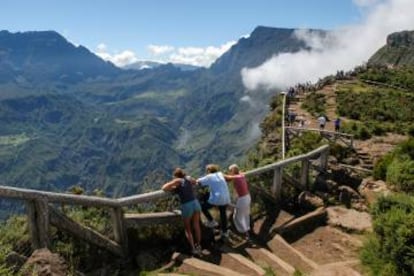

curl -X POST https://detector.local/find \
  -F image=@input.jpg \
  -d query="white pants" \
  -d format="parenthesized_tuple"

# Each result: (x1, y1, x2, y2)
(233, 194, 251, 233)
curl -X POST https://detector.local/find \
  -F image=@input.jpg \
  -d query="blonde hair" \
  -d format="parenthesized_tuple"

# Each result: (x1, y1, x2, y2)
(206, 164, 219, 173)
(228, 164, 239, 174)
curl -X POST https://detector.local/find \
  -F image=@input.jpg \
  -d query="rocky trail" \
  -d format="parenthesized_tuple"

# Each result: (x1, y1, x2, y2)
(159, 206, 370, 275)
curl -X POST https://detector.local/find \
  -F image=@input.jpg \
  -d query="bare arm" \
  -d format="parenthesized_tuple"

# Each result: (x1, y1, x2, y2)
(162, 178, 181, 191)
(223, 174, 236, 181)
(187, 176, 197, 185)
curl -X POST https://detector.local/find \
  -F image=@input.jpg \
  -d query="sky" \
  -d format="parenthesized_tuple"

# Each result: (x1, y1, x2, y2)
(1, 0, 413, 89)
(1, 0, 363, 67)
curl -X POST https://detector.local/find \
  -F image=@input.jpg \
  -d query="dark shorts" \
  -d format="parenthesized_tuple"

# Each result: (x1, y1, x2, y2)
(181, 199, 201, 218)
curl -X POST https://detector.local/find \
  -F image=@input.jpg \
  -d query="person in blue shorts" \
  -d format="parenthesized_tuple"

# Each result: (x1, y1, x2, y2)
(162, 168, 202, 256)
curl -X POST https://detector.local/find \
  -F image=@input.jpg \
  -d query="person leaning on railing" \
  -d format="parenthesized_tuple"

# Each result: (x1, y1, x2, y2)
(196, 164, 231, 241)
(224, 164, 251, 242)
(162, 168, 202, 256)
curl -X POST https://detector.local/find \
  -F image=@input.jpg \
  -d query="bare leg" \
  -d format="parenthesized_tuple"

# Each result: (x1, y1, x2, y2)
(183, 217, 195, 250)
(192, 211, 201, 245)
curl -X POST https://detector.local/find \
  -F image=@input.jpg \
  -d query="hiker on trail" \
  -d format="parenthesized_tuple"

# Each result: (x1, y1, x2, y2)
(162, 168, 202, 256)
(224, 164, 251, 241)
(297, 115, 305, 127)
(317, 115, 326, 130)
(288, 111, 296, 126)
(197, 164, 231, 240)
(335, 117, 341, 132)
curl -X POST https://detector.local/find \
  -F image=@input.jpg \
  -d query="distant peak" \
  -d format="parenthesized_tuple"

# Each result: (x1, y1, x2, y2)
(387, 30, 414, 47)
(252, 25, 296, 32)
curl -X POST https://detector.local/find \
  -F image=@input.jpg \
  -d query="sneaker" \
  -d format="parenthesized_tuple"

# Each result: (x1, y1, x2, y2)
(221, 230, 230, 240)
(195, 243, 202, 252)
(205, 220, 219, 228)
(192, 246, 202, 257)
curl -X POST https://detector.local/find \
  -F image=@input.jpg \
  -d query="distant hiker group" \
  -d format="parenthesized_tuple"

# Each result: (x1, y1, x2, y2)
(161, 163, 251, 256)
(317, 115, 341, 132)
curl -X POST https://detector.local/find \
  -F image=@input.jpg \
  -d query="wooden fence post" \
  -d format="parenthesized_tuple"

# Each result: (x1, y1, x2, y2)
(272, 167, 282, 199)
(26, 199, 50, 249)
(300, 159, 310, 190)
(111, 207, 128, 256)
(320, 148, 329, 170)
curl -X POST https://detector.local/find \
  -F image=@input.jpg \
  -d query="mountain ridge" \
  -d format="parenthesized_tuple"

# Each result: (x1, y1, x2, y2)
(0, 26, 350, 196)
(368, 30, 414, 67)
(0, 30, 120, 84)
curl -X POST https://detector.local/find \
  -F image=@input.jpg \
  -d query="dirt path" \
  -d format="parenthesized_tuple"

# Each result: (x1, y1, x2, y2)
(324, 84, 339, 123)
(289, 85, 338, 131)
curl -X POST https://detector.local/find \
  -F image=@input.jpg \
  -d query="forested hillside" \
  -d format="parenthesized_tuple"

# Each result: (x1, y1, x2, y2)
(0, 26, 319, 196)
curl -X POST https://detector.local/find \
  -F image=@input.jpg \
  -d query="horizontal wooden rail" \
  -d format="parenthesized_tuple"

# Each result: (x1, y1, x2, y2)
(0, 145, 330, 208)
(124, 211, 182, 227)
(117, 190, 169, 207)
(0, 144, 330, 257)
(285, 127, 354, 138)
(244, 144, 330, 177)
(0, 185, 119, 207)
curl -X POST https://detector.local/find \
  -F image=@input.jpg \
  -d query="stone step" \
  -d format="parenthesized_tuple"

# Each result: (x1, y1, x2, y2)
(275, 207, 327, 242)
(158, 273, 189, 276)
(220, 252, 266, 276)
(358, 155, 372, 161)
(267, 235, 319, 273)
(214, 243, 266, 276)
(309, 261, 362, 276)
(172, 253, 244, 276)
(361, 164, 374, 170)
(246, 247, 296, 276)
(253, 209, 296, 238)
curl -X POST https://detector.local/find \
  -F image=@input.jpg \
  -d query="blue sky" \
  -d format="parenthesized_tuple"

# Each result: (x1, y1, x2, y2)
(1, 0, 367, 66)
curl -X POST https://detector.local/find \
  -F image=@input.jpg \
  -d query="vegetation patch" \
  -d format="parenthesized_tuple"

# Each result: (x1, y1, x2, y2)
(301, 93, 326, 117)
(373, 137, 414, 193)
(361, 194, 414, 276)
(0, 134, 31, 146)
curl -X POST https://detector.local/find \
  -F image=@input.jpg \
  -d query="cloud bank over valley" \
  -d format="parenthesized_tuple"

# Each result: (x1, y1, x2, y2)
(95, 40, 236, 68)
(241, 0, 414, 90)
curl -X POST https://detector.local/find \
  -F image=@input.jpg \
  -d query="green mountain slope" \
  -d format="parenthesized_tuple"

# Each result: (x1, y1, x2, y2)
(0, 27, 322, 195)
(369, 30, 414, 67)
(0, 94, 182, 196)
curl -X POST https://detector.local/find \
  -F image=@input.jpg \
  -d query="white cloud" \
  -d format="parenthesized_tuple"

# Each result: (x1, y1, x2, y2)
(353, 0, 380, 7)
(240, 95, 251, 102)
(147, 44, 175, 56)
(94, 39, 236, 68)
(95, 44, 138, 67)
(97, 43, 107, 52)
(242, 0, 414, 91)
(167, 40, 236, 67)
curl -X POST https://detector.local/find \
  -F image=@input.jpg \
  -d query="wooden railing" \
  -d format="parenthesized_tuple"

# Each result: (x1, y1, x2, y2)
(286, 126, 354, 148)
(0, 145, 329, 257)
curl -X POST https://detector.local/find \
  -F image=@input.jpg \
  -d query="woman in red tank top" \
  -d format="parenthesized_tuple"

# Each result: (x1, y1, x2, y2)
(224, 164, 251, 241)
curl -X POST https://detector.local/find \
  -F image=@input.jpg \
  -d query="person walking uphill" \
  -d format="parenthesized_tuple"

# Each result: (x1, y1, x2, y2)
(224, 164, 251, 241)
(162, 168, 202, 256)
(197, 164, 231, 240)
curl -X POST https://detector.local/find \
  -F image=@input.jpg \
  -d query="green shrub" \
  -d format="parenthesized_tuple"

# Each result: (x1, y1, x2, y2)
(373, 138, 414, 193)
(0, 246, 15, 276)
(386, 159, 414, 193)
(342, 121, 373, 140)
(301, 93, 326, 117)
(373, 153, 394, 180)
(361, 194, 414, 276)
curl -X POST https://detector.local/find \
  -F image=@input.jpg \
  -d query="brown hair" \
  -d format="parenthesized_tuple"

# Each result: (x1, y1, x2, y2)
(173, 168, 185, 178)
(206, 164, 219, 173)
